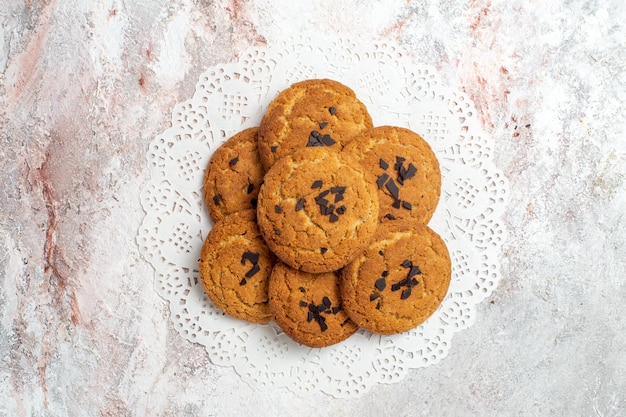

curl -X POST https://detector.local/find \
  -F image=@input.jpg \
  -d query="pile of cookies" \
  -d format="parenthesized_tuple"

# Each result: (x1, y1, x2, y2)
(199, 79, 451, 348)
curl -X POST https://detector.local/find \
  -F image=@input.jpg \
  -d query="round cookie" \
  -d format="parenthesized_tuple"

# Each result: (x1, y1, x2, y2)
(203, 127, 265, 223)
(269, 262, 359, 348)
(256, 147, 379, 273)
(258, 79, 373, 170)
(199, 209, 276, 324)
(343, 126, 441, 224)
(340, 220, 451, 334)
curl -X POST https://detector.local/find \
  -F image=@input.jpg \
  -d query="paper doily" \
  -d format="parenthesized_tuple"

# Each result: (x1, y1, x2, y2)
(138, 36, 508, 398)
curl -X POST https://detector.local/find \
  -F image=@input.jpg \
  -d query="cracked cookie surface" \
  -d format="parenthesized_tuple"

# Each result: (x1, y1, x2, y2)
(269, 262, 358, 348)
(343, 126, 441, 224)
(340, 220, 451, 334)
(258, 79, 373, 170)
(203, 127, 265, 223)
(257, 147, 379, 273)
(199, 209, 276, 324)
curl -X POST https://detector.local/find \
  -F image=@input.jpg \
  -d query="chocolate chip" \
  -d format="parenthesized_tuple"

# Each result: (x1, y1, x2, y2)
(299, 300, 308, 307)
(402, 260, 413, 268)
(328, 107, 337, 115)
(318, 317, 328, 332)
(319, 121, 329, 129)
(315, 197, 329, 208)
(229, 156, 239, 166)
(296, 198, 305, 211)
(329, 213, 339, 223)
(307, 311, 314, 322)
(401, 289, 412, 299)
(375, 277, 386, 291)
(381, 270, 389, 277)
(321, 247, 328, 254)
(271, 145, 278, 153)
(370, 293, 380, 301)
(250, 198, 258, 207)
(391, 282, 402, 292)
(239, 278, 247, 285)
(275, 229, 281, 235)
(336, 205, 346, 214)
(380, 158, 389, 170)
(307, 130, 335, 147)
(246, 183, 254, 194)
(241, 252, 260, 265)
(332, 306, 341, 314)
(376, 173, 389, 189)
(245, 264, 260, 278)
(405, 163, 417, 180)
(311, 180, 323, 189)
(331, 186, 346, 194)
(321, 134, 336, 146)
(213, 195, 220, 205)
(394, 156, 406, 171)
(299, 287, 306, 293)
(318, 189, 330, 198)
(386, 179, 400, 200)
(274, 205, 282, 213)
(378, 250, 384, 256)
(322, 296, 331, 308)
(402, 201, 412, 210)
(307, 131, 321, 147)
(334, 193, 344, 203)
(408, 265, 422, 277)
(384, 213, 396, 220)
(392, 199, 401, 209)
(409, 278, 419, 287)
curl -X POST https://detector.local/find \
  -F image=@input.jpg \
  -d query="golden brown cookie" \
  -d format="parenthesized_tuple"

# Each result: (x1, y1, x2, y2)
(258, 79, 373, 170)
(256, 147, 379, 273)
(340, 220, 451, 334)
(343, 126, 441, 224)
(199, 209, 276, 324)
(269, 262, 359, 348)
(203, 127, 266, 223)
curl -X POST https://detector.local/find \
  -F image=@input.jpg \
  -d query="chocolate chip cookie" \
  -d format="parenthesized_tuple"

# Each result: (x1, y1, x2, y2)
(203, 127, 265, 223)
(340, 219, 451, 334)
(343, 126, 441, 224)
(256, 147, 379, 273)
(199, 209, 276, 324)
(269, 262, 358, 347)
(258, 79, 373, 170)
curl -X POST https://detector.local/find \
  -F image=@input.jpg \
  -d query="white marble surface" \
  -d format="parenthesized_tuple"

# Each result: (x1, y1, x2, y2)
(1, 0, 625, 415)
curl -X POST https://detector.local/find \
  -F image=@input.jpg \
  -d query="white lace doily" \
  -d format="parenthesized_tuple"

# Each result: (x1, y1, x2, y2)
(138, 36, 508, 398)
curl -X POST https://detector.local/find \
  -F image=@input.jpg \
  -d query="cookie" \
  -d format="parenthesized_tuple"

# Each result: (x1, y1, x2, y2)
(343, 126, 441, 224)
(258, 79, 373, 170)
(203, 127, 265, 223)
(269, 262, 359, 348)
(340, 220, 451, 334)
(256, 147, 379, 273)
(199, 209, 276, 324)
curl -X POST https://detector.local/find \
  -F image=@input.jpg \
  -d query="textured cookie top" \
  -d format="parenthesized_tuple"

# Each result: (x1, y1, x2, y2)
(257, 147, 379, 273)
(199, 209, 275, 324)
(203, 127, 265, 223)
(341, 220, 451, 334)
(258, 79, 373, 170)
(343, 126, 441, 224)
(269, 262, 358, 348)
